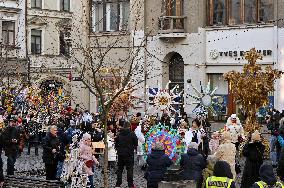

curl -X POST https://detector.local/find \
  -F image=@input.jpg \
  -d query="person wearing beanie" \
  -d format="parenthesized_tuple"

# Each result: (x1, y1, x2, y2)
(79, 133, 99, 188)
(179, 142, 206, 188)
(214, 131, 236, 179)
(115, 121, 138, 188)
(206, 161, 236, 188)
(251, 163, 283, 188)
(225, 114, 245, 151)
(240, 130, 265, 188)
(145, 142, 172, 188)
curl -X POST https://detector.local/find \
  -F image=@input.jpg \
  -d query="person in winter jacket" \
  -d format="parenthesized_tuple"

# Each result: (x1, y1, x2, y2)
(225, 114, 245, 151)
(25, 114, 40, 156)
(180, 142, 206, 188)
(276, 121, 284, 181)
(79, 133, 99, 188)
(214, 131, 236, 179)
(115, 121, 138, 188)
(202, 155, 217, 188)
(209, 131, 220, 155)
(251, 163, 283, 188)
(2, 117, 21, 175)
(145, 142, 172, 188)
(42, 125, 60, 180)
(241, 130, 265, 188)
(206, 161, 236, 188)
(0, 122, 4, 188)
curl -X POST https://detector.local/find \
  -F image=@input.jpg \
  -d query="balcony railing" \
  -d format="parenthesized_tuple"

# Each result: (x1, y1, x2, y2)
(159, 16, 186, 33)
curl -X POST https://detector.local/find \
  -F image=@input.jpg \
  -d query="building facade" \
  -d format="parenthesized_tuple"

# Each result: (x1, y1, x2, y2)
(0, 0, 27, 84)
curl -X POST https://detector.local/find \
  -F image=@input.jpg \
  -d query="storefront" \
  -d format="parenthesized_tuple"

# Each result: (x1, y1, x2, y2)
(205, 25, 276, 116)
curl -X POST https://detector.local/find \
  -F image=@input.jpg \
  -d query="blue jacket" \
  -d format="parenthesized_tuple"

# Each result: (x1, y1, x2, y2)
(145, 150, 172, 185)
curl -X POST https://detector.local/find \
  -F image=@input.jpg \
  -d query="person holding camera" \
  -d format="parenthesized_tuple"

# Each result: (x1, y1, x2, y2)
(42, 125, 60, 180)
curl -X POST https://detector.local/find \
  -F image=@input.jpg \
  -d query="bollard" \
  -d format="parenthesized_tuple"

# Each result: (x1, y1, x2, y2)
(158, 180, 196, 188)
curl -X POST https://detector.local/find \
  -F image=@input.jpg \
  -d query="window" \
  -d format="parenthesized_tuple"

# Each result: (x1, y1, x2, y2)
(59, 29, 71, 56)
(165, 0, 183, 16)
(60, 0, 70, 11)
(92, 0, 130, 32)
(31, 29, 42, 54)
(2, 21, 15, 46)
(31, 0, 42, 8)
(208, 0, 273, 25)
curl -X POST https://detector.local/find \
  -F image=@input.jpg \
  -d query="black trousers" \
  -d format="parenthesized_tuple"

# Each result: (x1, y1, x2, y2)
(45, 162, 58, 180)
(7, 154, 17, 175)
(115, 155, 134, 187)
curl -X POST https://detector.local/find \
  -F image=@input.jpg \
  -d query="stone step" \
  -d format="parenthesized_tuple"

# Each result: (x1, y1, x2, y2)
(3, 175, 64, 188)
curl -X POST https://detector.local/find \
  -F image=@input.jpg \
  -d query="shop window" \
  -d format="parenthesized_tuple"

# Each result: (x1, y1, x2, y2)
(92, 0, 130, 32)
(208, 0, 273, 25)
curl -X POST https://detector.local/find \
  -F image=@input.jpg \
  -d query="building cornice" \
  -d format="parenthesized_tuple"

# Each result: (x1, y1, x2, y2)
(0, 6, 21, 13)
(28, 8, 72, 19)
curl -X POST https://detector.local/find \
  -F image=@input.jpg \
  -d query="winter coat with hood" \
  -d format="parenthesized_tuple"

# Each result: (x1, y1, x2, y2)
(251, 164, 278, 188)
(211, 161, 236, 188)
(145, 149, 172, 187)
(42, 132, 60, 164)
(115, 128, 138, 157)
(241, 141, 265, 188)
(180, 148, 206, 181)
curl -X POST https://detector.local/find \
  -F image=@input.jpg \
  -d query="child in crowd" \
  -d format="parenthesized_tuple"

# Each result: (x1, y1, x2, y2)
(209, 131, 220, 155)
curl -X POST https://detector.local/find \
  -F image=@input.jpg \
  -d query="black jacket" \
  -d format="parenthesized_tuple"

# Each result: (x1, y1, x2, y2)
(251, 164, 277, 188)
(213, 161, 236, 188)
(42, 132, 60, 164)
(277, 131, 284, 181)
(0, 130, 4, 182)
(115, 128, 138, 157)
(2, 125, 20, 156)
(145, 150, 172, 186)
(241, 142, 265, 188)
(180, 148, 206, 181)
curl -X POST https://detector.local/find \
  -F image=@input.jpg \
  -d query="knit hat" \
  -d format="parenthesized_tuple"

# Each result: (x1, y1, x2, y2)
(251, 130, 261, 142)
(153, 142, 164, 150)
(231, 114, 237, 119)
(188, 142, 198, 150)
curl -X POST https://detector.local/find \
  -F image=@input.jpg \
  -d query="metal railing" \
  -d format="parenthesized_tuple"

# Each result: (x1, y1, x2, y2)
(159, 16, 187, 33)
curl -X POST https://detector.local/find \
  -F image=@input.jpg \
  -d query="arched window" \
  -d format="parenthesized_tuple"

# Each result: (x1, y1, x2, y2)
(169, 53, 184, 91)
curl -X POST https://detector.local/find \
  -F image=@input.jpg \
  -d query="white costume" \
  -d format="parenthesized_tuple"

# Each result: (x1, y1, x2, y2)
(135, 124, 146, 166)
(184, 128, 202, 148)
(225, 114, 245, 144)
(107, 134, 117, 162)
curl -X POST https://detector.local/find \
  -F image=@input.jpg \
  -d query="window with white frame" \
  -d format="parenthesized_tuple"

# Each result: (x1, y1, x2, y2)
(2, 21, 15, 46)
(31, 29, 42, 54)
(60, 0, 70, 11)
(31, 0, 42, 8)
(92, 0, 130, 32)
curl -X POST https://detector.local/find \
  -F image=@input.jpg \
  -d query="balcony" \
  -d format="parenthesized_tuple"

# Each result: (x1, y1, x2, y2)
(158, 16, 187, 40)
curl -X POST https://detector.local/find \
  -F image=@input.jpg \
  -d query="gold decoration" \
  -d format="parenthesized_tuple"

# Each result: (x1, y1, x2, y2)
(224, 48, 282, 133)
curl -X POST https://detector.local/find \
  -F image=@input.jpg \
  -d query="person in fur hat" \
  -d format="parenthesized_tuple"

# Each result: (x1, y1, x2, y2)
(214, 131, 236, 178)
(241, 130, 265, 188)
(79, 133, 99, 188)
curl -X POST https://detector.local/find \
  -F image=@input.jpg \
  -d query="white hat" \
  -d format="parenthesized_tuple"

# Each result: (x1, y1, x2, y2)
(231, 114, 237, 119)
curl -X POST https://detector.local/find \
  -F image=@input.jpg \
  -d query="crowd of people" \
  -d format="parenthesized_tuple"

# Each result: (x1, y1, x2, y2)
(0, 106, 284, 188)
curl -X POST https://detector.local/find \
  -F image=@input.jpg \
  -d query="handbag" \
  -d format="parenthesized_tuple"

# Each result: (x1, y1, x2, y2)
(85, 160, 95, 168)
